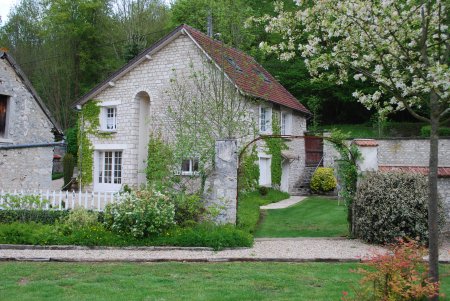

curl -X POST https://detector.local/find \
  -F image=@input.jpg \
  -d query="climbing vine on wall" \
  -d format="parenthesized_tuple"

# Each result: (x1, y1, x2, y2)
(238, 144, 259, 192)
(146, 133, 175, 189)
(77, 100, 113, 186)
(265, 113, 287, 186)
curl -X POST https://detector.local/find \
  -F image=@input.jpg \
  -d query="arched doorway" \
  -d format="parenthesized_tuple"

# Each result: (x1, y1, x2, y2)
(135, 91, 151, 186)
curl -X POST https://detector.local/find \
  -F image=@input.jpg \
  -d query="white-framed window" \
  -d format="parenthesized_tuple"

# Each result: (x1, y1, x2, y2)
(181, 158, 199, 175)
(0, 94, 9, 138)
(101, 106, 117, 131)
(94, 150, 123, 191)
(281, 111, 292, 135)
(259, 106, 272, 134)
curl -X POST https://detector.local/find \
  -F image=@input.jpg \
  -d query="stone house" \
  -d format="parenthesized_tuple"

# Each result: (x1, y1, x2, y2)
(73, 24, 311, 193)
(0, 51, 62, 190)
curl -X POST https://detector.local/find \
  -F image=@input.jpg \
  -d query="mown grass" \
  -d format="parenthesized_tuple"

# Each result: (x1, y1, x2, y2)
(0, 262, 448, 301)
(255, 196, 348, 238)
(237, 189, 290, 234)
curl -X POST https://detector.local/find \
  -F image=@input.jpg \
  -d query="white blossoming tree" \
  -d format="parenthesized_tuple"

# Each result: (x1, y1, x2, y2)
(254, 0, 449, 292)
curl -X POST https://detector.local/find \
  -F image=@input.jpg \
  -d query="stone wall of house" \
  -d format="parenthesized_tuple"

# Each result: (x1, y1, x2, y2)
(0, 147, 53, 190)
(0, 57, 54, 190)
(84, 32, 308, 195)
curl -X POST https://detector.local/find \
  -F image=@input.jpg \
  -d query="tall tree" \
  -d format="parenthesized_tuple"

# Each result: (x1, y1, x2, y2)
(254, 0, 449, 297)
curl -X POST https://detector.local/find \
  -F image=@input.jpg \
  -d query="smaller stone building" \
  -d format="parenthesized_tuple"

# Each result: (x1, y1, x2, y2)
(0, 51, 62, 190)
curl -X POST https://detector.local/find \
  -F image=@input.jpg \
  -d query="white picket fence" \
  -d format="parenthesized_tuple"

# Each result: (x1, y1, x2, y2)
(0, 190, 118, 211)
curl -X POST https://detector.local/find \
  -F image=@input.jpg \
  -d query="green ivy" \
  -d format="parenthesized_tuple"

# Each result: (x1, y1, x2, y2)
(326, 130, 361, 237)
(146, 133, 175, 188)
(265, 113, 287, 186)
(239, 144, 259, 192)
(77, 100, 114, 186)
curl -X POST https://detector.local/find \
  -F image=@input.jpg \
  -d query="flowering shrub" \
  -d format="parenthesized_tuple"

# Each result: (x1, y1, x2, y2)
(342, 239, 441, 301)
(104, 189, 175, 238)
(63, 207, 99, 231)
(310, 167, 337, 193)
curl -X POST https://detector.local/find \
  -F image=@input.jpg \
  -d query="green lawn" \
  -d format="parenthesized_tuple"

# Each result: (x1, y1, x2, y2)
(0, 262, 448, 300)
(255, 196, 348, 238)
(237, 189, 290, 234)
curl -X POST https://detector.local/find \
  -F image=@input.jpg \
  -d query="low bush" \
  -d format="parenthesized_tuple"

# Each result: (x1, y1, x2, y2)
(172, 192, 204, 226)
(354, 172, 445, 244)
(0, 194, 49, 210)
(0, 209, 68, 224)
(62, 208, 98, 231)
(310, 167, 337, 193)
(104, 189, 175, 238)
(150, 223, 253, 250)
(258, 186, 269, 196)
(420, 125, 450, 137)
(0, 222, 252, 250)
(342, 239, 440, 300)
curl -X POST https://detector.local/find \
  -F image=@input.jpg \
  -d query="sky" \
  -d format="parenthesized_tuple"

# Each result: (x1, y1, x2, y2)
(0, 0, 19, 24)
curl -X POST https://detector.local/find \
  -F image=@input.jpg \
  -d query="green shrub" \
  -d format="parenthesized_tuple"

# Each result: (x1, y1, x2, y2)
(0, 222, 251, 250)
(310, 167, 337, 193)
(146, 133, 174, 188)
(52, 172, 64, 180)
(172, 192, 204, 226)
(0, 194, 49, 210)
(62, 208, 98, 231)
(420, 125, 450, 137)
(258, 186, 269, 196)
(0, 209, 68, 224)
(104, 189, 175, 238)
(152, 223, 253, 250)
(63, 153, 75, 190)
(354, 172, 445, 244)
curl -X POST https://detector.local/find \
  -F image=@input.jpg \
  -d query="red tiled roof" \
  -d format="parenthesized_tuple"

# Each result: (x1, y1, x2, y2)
(352, 139, 378, 147)
(379, 166, 450, 178)
(183, 25, 310, 114)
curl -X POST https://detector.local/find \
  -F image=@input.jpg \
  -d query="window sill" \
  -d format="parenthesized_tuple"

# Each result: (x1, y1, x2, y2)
(0, 138, 13, 144)
(179, 172, 200, 177)
(98, 130, 117, 134)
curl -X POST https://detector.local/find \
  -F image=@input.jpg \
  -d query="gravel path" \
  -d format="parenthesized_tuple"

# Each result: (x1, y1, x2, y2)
(1, 238, 449, 263)
(260, 196, 306, 209)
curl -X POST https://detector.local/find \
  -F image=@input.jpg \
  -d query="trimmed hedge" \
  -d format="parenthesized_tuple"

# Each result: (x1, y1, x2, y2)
(354, 172, 445, 244)
(420, 125, 450, 137)
(0, 210, 69, 224)
(0, 209, 104, 225)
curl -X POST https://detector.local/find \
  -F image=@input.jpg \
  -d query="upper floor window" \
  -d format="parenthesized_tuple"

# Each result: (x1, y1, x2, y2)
(181, 158, 199, 175)
(101, 106, 117, 131)
(281, 111, 292, 135)
(0, 95, 9, 138)
(259, 106, 272, 134)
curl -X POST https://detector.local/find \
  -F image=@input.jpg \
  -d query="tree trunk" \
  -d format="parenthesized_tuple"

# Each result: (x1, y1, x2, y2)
(428, 91, 440, 300)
